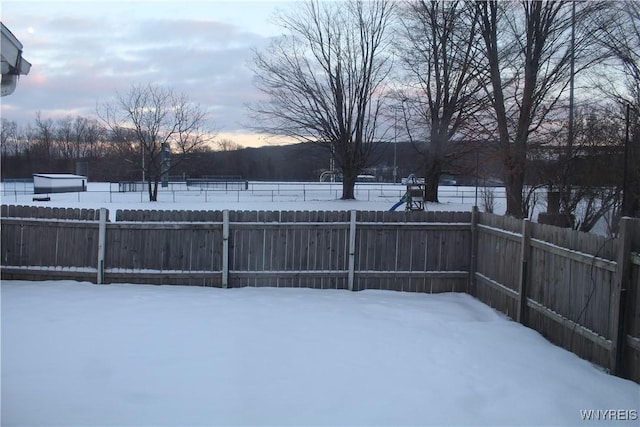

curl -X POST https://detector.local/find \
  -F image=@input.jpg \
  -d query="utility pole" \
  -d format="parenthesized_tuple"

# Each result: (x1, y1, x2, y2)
(568, 0, 575, 152)
(622, 104, 630, 216)
(393, 106, 398, 184)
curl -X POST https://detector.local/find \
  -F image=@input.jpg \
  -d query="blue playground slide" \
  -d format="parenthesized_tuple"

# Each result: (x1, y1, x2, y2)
(390, 199, 404, 211)
(390, 192, 410, 211)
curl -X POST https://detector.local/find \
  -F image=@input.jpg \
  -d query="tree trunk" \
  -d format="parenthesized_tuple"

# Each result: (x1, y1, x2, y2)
(424, 158, 442, 203)
(503, 150, 525, 218)
(147, 179, 154, 202)
(504, 177, 524, 218)
(152, 179, 159, 202)
(341, 170, 357, 200)
(147, 177, 159, 202)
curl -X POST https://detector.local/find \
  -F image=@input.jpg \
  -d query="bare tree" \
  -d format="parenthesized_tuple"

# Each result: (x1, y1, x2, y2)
(251, 0, 393, 199)
(592, 0, 640, 217)
(0, 119, 19, 157)
(543, 105, 625, 232)
(33, 112, 55, 168)
(475, 1, 605, 218)
(74, 116, 106, 159)
(55, 117, 75, 160)
(98, 83, 213, 201)
(396, 0, 486, 202)
(216, 138, 243, 152)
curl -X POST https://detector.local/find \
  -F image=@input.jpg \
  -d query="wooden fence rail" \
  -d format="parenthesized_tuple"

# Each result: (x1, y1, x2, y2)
(1, 204, 638, 383)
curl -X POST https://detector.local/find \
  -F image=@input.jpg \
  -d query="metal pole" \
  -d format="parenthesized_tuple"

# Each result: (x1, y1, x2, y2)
(222, 210, 229, 288)
(393, 108, 398, 184)
(568, 0, 575, 151)
(97, 207, 107, 285)
(622, 104, 630, 215)
(475, 144, 479, 207)
(348, 210, 357, 291)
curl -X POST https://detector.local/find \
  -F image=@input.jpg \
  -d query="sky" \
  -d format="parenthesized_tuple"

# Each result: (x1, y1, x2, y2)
(1, 0, 299, 147)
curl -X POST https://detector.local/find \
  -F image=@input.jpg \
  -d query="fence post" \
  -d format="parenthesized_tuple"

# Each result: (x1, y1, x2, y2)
(517, 218, 532, 324)
(611, 217, 632, 376)
(348, 210, 357, 291)
(469, 206, 479, 295)
(97, 207, 107, 284)
(222, 210, 230, 288)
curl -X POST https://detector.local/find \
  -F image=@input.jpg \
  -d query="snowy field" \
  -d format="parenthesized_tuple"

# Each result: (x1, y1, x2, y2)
(2, 181, 636, 425)
(2, 280, 638, 426)
(2, 181, 494, 219)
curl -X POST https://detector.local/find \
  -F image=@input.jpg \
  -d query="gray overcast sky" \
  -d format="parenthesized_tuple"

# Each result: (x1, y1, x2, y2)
(1, 0, 298, 147)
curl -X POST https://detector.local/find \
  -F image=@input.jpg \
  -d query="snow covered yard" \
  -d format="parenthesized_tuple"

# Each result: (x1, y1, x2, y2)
(2, 280, 638, 426)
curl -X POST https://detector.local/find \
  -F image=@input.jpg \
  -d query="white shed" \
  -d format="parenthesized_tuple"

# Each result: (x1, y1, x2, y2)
(33, 174, 87, 194)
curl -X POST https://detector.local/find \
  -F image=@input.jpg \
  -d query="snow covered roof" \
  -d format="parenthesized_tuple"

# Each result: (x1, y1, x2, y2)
(33, 174, 87, 180)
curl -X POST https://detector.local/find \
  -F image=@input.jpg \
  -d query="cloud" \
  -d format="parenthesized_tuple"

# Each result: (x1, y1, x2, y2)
(1, 0, 288, 142)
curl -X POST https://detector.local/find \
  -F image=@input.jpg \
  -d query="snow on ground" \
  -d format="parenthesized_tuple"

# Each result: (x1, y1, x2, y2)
(1, 182, 494, 220)
(4, 180, 614, 234)
(2, 280, 638, 426)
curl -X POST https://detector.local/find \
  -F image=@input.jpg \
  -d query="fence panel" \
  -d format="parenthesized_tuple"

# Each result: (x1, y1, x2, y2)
(103, 222, 224, 286)
(473, 213, 522, 318)
(1, 206, 103, 282)
(525, 244, 616, 369)
(472, 212, 640, 381)
(353, 211, 470, 293)
(227, 210, 350, 289)
(1, 210, 101, 269)
(524, 222, 618, 370)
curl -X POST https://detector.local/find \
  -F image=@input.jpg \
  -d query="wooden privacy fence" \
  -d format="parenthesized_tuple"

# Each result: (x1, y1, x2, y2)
(1, 204, 638, 383)
(0, 206, 471, 292)
(470, 210, 640, 384)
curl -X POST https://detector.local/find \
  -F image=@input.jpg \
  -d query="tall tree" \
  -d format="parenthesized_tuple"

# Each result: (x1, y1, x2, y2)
(98, 83, 213, 201)
(475, 1, 603, 218)
(33, 112, 55, 169)
(0, 119, 19, 157)
(396, 0, 485, 202)
(55, 117, 75, 160)
(540, 105, 625, 232)
(251, 0, 393, 199)
(592, 0, 640, 217)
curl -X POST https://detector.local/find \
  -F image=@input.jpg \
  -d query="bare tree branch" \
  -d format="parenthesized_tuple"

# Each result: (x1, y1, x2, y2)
(250, 0, 393, 199)
(98, 83, 214, 201)
(395, 0, 487, 202)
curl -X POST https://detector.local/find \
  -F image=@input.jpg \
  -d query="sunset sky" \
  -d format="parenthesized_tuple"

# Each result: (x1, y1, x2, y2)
(1, 0, 298, 147)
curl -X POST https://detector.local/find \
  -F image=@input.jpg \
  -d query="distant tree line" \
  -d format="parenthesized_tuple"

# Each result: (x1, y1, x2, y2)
(0, 110, 627, 186)
(0, 114, 425, 183)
